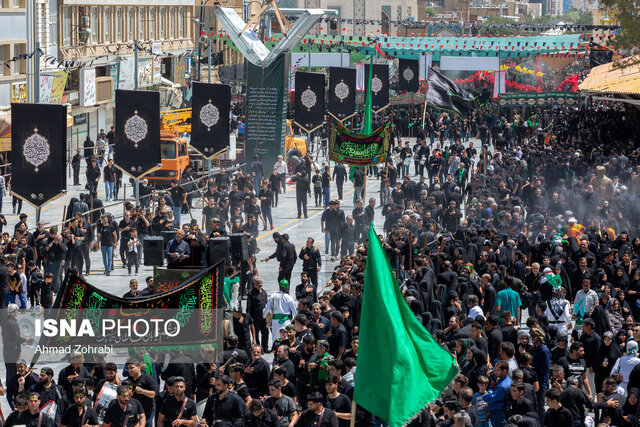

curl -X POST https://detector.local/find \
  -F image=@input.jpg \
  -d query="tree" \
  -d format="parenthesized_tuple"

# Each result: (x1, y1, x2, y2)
(599, 0, 636, 48)
(425, 7, 436, 17)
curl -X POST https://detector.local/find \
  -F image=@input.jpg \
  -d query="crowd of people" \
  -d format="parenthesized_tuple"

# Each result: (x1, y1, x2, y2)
(1, 100, 640, 427)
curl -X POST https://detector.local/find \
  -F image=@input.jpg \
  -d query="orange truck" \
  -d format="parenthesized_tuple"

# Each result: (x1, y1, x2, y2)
(142, 129, 190, 184)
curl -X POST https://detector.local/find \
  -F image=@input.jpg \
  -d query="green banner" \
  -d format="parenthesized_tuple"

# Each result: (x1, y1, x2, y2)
(330, 120, 390, 166)
(245, 55, 287, 172)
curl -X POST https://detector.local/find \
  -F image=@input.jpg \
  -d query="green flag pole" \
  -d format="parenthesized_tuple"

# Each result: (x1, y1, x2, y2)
(354, 224, 458, 426)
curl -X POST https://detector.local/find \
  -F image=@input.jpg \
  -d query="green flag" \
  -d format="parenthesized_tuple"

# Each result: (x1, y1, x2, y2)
(354, 224, 458, 426)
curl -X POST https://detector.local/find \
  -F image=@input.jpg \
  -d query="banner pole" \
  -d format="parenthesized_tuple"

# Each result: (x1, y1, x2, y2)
(349, 400, 356, 427)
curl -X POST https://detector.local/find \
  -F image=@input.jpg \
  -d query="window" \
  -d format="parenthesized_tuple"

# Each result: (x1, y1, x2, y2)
(169, 7, 175, 39)
(159, 7, 165, 39)
(161, 141, 176, 159)
(104, 7, 111, 43)
(149, 7, 155, 40)
(0, 45, 4, 76)
(91, 7, 98, 44)
(116, 7, 122, 42)
(128, 7, 133, 41)
(63, 6, 71, 46)
(139, 7, 145, 40)
(178, 8, 184, 38)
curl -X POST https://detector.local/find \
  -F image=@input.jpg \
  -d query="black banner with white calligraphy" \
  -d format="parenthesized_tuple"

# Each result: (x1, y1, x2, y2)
(328, 67, 356, 121)
(115, 89, 161, 179)
(245, 54, 287, 174)
(10, 103, 66, 207)
(398, 58, 419, 93)
(191, 82, 230, 158)
(294, 71, 325, 132)
(365, 64, 390, 112)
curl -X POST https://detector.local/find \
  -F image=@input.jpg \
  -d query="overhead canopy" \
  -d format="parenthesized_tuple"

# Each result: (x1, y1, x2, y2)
(222, 33, 587, 60)
(580, 55, 640, 96)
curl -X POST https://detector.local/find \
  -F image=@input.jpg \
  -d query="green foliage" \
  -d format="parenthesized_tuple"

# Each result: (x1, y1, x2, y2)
(425, 6, 436, 17)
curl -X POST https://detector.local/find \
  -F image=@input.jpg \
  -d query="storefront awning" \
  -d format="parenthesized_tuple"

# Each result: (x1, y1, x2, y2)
(580, 55, 640, 96)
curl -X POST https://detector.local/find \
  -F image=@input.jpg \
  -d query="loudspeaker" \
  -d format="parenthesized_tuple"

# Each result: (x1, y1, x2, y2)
(143, 236, 165, 266)
(209, 236, 230, 266)
(161, 230, 177, 245)
(229, 233, 250, 263)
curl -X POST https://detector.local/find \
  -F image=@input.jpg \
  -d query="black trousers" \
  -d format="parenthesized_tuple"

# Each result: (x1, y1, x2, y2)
(330, 234, 341, 257)
(73, 166, 80, 185)
(253, 317, 270, 351)
(314, 188, 322, 206)
(336, 182, 344, 199)
(296, 193, 308, 217)
(304, 269, 319, 302)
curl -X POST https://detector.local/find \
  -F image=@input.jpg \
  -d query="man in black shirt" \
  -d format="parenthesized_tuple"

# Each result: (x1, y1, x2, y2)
(125, 360, 158, 424)
(58, 353, 92, 394)
(14, 392, 55, 427)
(298, 237, 321, 299)
(96, 215, 117, 276)
(169, 179, 187, 227)
(157, 377, 197, 427)
(60, 388, 99, 427)
(321, 166, 331, 208)
(201, 376, 247, 426)
(103, 385, 146, 427)
(325, 374, 351, 427)
(118, 210, 136, 270)
(557, 342, 592, 399)
(507, 382, 534, 418)
(247, 277, 269, 352)
(295, 392, 339, 426)
(244, 398, 279, 427)
(71, 148, 82, 185)
(544, 389, 572, 426)
(327, 311, 348, 359)
(28, 367, 66, 425)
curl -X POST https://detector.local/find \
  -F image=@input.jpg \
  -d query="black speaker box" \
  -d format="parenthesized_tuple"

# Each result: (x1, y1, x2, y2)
(209, 236, 230, 266)
(143, 236, 165, 266)
(229, 233, 249, 262)
(161, 230, 177, 245)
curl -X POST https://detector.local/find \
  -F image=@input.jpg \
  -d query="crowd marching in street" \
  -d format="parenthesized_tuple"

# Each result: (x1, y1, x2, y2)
(1, 102, 640, 427)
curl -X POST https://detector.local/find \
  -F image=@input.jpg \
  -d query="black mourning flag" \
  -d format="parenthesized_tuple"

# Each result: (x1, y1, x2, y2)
(425, 67, 478, 117)
(294, 71, 325, 132)
(11, 103, 66, 207)
(398, 58, 419, 93)
(365, 64, 390, 112)
(191, 82, 230, 158)
(115, 89, 161, 179)
(328, 67, 356, 121)
(11, 104, 67, 207)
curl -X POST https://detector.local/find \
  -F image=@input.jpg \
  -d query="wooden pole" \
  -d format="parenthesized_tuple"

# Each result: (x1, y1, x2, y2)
(349, 400, 357, 427)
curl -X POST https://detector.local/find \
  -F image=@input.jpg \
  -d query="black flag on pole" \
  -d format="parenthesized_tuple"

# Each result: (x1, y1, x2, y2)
(328, 67, 356, 121)
(10, 103, 66, 206)
(115, 89, 161, 179)
(425, 67, 478, 116)
(294, 71, 325, 132)
(398, 58, 419, 93)
(364, 64, 389, 112)
(191, 82, 231, 158)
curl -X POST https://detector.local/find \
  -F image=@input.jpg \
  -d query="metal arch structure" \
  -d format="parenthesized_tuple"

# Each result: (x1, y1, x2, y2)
(214, 6, 325, 67)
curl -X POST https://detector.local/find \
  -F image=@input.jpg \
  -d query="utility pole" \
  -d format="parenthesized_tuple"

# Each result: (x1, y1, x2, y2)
(208, 33, 212, 83)
(26, 0, 34, 102)
(134, 39, 139, 206)
(134, 40, 139, 90)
